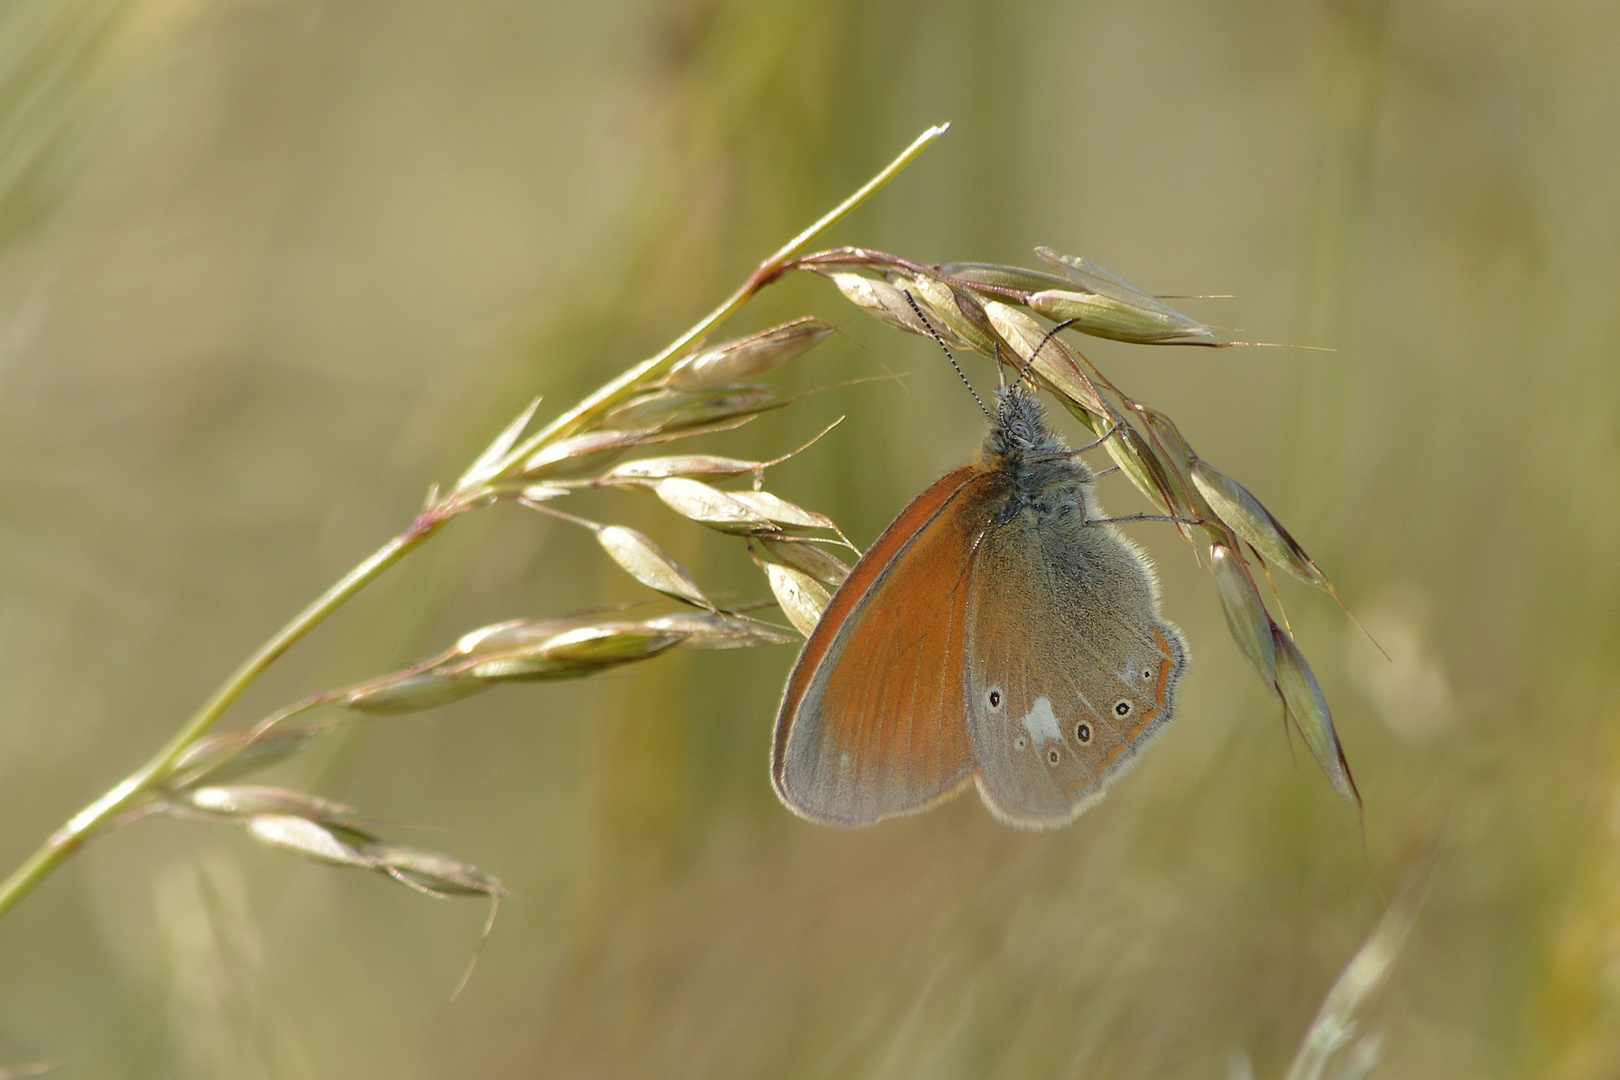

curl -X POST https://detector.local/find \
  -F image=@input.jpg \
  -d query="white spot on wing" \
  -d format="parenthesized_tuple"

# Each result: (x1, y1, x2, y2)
(1020, 697, 1064, 746)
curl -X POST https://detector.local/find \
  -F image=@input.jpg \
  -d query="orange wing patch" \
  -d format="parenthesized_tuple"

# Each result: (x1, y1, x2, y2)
(774, 466, 1000, 825)
(1124, 627, 1180, 741)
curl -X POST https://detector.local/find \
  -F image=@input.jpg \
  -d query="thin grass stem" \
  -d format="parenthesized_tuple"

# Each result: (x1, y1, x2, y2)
(0, 124, 950, 921)
(498, 124, 950, 471)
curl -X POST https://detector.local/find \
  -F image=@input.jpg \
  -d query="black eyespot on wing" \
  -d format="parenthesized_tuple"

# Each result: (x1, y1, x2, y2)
(1013, 735, 1027, 751)
(1076, 722, 1092, 744)
(1114, 700, 1132, 716)
(988, 689, 1002, 708)
(1046, 747, 1061, 765)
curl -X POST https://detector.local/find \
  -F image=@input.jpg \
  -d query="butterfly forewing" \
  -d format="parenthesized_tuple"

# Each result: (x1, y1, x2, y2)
(774, 467, 1001, 825)
(966, 514, 1188, 827)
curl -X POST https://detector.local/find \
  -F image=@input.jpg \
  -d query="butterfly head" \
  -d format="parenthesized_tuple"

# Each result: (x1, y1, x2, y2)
(979, 383, 1096, 499)
(986, 384, 1064, 459)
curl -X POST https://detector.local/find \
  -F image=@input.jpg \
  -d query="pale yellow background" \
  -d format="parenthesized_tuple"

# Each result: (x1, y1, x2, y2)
(0, 1, 1616, 1077)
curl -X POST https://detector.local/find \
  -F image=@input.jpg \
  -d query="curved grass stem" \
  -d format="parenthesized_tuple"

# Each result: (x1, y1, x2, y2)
(0, 515, 446, 919)
(498, 124, 949, 470)
(0, 123, 949, 921)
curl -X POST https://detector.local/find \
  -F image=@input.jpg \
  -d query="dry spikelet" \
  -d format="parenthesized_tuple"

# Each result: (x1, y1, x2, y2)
(1272, 624, 1356, 803)
(600, 454, 772, 482)
(764, 563, 832, 636)
(749, 536, 852, 587)
(181, 786, 364, 829)
(642, 612, 796, 648)
(599, 386, 777, 432)
(343, 672, 490, 714)
(593, 524, 714, 609)
(365, 844, 507, 898)
(1191, 459, 1332, 590)
(456, 396, 543, 492)
(940, 260, 1073, 294)
(248, 815, 376, 869)
(981, 300, 1111, 420)
(1209, 543, 1277, 685)
(725, 490, 838, 532)
(455, 623, 687, 681)
(829, 272, 971, 348)
(520, 430, 646, 480)
(901, 274, 1002, 356)
(654, 476, 777, 531)
(1032, 247, 1220, 345)
(167, 724, 336, 790)
(664, 317, 834, 391)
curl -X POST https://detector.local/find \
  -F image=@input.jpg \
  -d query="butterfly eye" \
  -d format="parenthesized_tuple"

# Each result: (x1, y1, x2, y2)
(986, 689, 1003, 709)
(1075, 722, 1092, 744)
(1114, 700, 1132, 717)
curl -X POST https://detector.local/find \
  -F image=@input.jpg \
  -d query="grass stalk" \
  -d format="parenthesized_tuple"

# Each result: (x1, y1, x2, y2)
(0, 123, 950, 921)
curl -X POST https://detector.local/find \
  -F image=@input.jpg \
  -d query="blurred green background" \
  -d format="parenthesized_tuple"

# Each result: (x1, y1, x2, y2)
(1, 0, 1617, 1076)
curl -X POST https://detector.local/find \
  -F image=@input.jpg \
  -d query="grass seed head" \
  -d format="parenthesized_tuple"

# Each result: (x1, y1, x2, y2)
(599, 386, 776, 432)
(520, 430, 642, 480)
(343, 673, 490, 714)
(1032, 247, 1220, 345)
(829, 272, 970, 348)
(664, 317, 834, 391)
(1272, 625, 1356, 803)
(902, 274, 1002, 356)
(654, 477, 780, 533)
(1101, 423, 1179, 514)
(1190, 459, 1327, 588)
(456, 617, 678, 669)
(601, 454, 770, 482)
(247, 815, 377, 869)
(644, 612, 796, 648)
(939, 261, 1073, 293)
(594, 524, 713, 608)
(183, 786, 362, 829)
(1028, 288, 1219, 346)
(1210, 543, 1278, 685)
(981, 300, 1110, 419)
(454, 616, 600, 655)
(725, 490, 837, 532)
(457, 395, 543, 492)
(457, 623, 687, 680)
(362, 843, 507, 897)
(167, 725, 334, 790)
(764, 562, 831, 636)
(750, 536, 852, 586)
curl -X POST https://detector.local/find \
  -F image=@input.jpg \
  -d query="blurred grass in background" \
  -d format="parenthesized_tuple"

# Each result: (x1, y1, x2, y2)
(0, 0, 1616, 1076)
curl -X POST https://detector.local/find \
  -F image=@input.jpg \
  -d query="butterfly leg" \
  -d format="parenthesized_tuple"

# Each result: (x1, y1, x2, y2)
(1086, 512, 1205, 528)
(1070, 421, 1125, 456)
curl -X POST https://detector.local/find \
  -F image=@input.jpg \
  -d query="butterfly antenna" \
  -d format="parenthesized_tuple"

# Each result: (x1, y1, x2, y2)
(903, 289, 991, 420)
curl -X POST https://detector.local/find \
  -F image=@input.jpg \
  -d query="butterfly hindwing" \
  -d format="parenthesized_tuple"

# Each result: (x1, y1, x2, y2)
(966, 509, 1188, 827)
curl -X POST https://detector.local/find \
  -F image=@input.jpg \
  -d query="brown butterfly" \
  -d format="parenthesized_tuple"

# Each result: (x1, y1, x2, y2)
(772, 382, 1188, 827)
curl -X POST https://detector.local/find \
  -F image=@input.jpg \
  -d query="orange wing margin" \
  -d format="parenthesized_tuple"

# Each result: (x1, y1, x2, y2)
(773, 465, 1000, 825)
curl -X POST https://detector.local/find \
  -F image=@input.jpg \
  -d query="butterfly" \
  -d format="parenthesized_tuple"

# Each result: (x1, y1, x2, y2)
(772, 381, 1188, 827)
